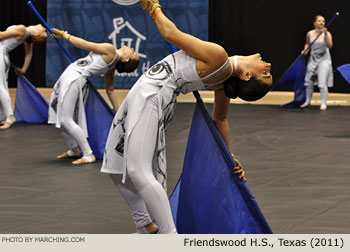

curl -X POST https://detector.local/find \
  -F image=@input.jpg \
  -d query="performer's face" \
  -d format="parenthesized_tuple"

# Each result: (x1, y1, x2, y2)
(314, 16, 326, 29)
(245, 53, 272, 86)
(121, 46, 139, 62)
(31, 24, 47, 43)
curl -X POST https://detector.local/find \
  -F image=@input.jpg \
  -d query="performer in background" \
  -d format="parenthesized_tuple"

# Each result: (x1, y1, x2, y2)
(101, 0, 272, 233)
(0, 24, 47, 129)
(301, 15, 333, 110)
(49, 28, 139, 164)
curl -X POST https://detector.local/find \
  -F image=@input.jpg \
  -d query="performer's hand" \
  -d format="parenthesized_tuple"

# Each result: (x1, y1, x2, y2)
(15, 67, 25, 75)
(141, 0, 161, 16)
(301, 49, 309, 55)
(51, 28, 67, 39)
(322, 27, 328, 34)
(232, 153, 247, 181)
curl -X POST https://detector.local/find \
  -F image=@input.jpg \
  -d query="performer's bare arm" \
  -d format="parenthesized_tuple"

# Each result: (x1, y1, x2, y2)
(105, 70, 119, 112)
(0, 25, 26, 41)
(51, 28, 116, 64)
(212, 89, 231, 149)
(153, 9, 228, 71)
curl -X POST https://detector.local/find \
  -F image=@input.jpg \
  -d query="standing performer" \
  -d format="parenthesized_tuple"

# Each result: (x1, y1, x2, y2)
(0, 24, 47, 129)
(301, 15, 333, 110)
(49, 28, 139, 164)
(101, 0, 272, 234)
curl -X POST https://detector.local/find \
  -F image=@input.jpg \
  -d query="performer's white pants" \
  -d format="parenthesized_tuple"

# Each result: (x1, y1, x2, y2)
(60, 82, 92, 156)
(305, 85, 328, 107)
(110, 96, 177, 234)
(0, 81, 13, 118)
(305, 61, 330, 107)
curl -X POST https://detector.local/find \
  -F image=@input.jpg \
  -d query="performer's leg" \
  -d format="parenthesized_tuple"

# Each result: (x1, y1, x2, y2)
(301, 85, 313, 108)
(56, 128, 82, 159)
(60, 83, 94, 163)
(319, 87, 328, 110)
(109, 174, 158, 234)
(317, 61, 329, 110)
(0, 85, 15, 130)
(127, 96, 177, 234)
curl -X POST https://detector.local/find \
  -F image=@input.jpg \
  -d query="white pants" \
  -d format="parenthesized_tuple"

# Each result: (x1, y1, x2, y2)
(304, 60, 330, 106)
(305, 85, 328, 107)
(0, 59, 12, 118)
(111, 96, 177, 234)
(60, 82, 92, 156)
(0, 85, 12, 118)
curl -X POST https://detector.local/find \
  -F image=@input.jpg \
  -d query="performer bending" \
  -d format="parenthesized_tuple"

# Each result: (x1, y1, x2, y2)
(101, 0, 272, 233)
(301, 15, 334, 110)
(0, 24, 47, 129)
(49, 28, 139, 164)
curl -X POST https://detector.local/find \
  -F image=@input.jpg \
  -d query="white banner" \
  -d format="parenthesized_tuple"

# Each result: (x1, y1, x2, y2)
(0, 234, 349, 252)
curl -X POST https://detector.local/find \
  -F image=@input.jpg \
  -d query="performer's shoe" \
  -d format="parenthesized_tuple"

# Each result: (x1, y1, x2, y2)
(0, 116, 16, 130)
(72, 153, 96, 165)
(136, 222, 159, 234)
(320, 104, 327, 111)
(144, 222, 159, 234)
(56, 147, 81, 159)
(300, 103, 309, 108)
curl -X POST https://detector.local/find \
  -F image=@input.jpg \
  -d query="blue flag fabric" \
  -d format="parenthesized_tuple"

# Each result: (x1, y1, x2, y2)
(85, 82, 115, 159)
(13, 75, 49, 123)
(271, 55, 307, 108)
(169, 97, 272, 234)
(336, 64, 350, 84)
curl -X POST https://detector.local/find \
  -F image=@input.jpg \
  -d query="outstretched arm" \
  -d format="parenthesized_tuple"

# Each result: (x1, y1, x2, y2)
(51, 28, 115, 62)
(0, 25, 26, 40)
(142, 1, 227, 69)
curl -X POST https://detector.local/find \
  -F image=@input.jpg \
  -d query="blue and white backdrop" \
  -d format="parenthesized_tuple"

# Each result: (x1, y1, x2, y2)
(47, 0, 208, 89)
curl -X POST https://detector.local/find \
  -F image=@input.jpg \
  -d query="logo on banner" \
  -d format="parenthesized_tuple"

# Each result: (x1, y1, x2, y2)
(108, 17, 150, 77)
(111, 0, 140, 5)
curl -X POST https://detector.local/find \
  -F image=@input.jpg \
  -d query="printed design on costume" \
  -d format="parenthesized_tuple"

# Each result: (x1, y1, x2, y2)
(50, 82, 60, 112)
(76, 59, 91, 68)
(82, 81, 90, 104)
(144, 61, 173, 81)
(113, 109, 128, 157)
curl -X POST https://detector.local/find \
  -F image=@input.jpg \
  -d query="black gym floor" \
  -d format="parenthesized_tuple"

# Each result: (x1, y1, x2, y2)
(1, 103, 350, 234)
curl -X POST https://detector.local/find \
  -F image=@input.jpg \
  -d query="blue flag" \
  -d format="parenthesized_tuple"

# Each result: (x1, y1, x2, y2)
(169, 98, 272, 234)
(271, 55, 307, 108)
(85, 82, 115, 159)
(14, 75, 49, 123)
(336, 64, 350, 84)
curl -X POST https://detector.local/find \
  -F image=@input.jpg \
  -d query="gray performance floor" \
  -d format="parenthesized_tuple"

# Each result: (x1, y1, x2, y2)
(1, 103, 350, 234)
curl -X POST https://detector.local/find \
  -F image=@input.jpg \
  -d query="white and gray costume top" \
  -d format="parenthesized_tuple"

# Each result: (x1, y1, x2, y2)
(48, 52, 117, 137)
(0, 25, 30, 118)
(101, 50, 232, 187)
(304, 30, 333, 88)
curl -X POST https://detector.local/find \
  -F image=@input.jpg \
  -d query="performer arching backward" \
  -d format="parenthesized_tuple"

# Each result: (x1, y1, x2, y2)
(101, 0, 273, 234)
(48, 28, 139, 164)
(0, 24, 47, 130)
